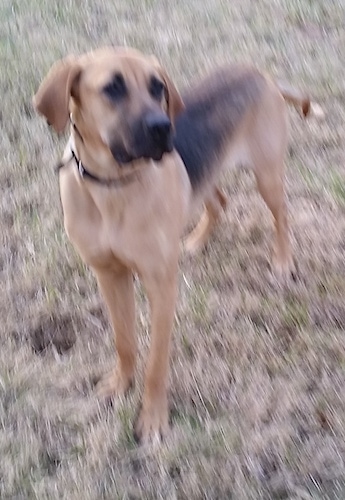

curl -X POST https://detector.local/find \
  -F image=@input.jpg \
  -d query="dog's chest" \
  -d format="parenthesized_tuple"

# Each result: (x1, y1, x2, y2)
(60, 155, 191, 271)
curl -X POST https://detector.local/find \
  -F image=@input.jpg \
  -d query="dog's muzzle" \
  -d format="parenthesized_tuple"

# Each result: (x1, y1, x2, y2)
(144, 112, 172, 151)
(111, 112, 173, 165)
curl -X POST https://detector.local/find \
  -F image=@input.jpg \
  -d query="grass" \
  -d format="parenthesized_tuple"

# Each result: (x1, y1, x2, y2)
(1, 0, 345, 498)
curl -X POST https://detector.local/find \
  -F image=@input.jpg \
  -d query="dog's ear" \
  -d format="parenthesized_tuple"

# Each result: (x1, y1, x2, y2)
(33, 56, 82, 133)
(160, 69, 185, 122)
(151, 58, 184, 122)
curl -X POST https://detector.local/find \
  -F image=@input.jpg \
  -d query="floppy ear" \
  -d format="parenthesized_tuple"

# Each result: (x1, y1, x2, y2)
(33, 56, 81, 133)
(155, 65, 184, 123)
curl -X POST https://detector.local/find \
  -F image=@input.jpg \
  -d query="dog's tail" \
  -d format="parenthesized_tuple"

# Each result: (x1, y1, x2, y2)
(276, 81, 324, 119)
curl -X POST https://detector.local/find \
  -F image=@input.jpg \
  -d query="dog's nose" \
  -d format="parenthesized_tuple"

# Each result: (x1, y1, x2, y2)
(145, 113, 171, 142)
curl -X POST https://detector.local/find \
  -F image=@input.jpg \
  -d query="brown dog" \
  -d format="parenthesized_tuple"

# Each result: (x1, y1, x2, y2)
(33, 47, 311, 442)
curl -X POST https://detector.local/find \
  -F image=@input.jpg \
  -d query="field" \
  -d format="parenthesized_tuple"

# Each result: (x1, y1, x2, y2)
(1, 0, 345, 498)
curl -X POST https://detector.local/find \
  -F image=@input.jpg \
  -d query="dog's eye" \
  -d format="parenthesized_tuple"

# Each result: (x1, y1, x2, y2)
(103, 73, 127, 101)
(149, 76, 165, 100)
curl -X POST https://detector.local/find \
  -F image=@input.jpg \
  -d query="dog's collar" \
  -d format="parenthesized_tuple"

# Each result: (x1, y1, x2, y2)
(56, 149, 138, 188)
(54, 114, 138, 187)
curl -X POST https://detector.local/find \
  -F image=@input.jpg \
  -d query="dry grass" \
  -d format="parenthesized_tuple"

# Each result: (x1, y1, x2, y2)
(1, 0, 345, 498)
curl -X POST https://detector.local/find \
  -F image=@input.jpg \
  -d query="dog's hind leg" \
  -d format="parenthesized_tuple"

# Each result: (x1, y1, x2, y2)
(184, 186, 227, 253)
(250, 89, 295, 280)
(254, 163, 295, 279)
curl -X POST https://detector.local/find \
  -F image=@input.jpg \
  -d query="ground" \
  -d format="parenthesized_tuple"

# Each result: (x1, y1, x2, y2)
(1, 0, 345, 498)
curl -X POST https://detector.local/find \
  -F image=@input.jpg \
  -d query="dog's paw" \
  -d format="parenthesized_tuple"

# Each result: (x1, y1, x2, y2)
(272, 254, 297, 282)
(184, 233, 203, 254)
(134, 398, 169, 444)
(95, 368, 133, 399)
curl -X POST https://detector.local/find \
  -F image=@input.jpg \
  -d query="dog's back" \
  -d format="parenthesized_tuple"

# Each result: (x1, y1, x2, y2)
(173, 66, 266, 190)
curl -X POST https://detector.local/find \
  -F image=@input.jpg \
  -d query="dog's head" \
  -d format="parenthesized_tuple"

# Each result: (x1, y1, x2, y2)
(33, 47, 184, 164)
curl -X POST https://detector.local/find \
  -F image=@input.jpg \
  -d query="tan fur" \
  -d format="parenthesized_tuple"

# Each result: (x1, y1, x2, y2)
(33, 47, 311, 442)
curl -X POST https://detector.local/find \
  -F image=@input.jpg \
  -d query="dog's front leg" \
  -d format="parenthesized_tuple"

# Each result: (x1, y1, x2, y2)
(93, 267, 137, 398)
(135, 265, 178, 443)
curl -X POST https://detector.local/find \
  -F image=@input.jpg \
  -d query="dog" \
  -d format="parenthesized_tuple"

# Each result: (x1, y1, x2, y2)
(33, 47, 311, 442)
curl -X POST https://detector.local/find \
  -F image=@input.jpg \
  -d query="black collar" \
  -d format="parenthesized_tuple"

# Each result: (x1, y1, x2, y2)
(56, 149, 138, 188)
(55, 115, 138, 188)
